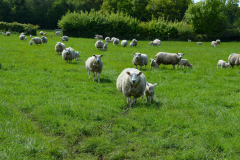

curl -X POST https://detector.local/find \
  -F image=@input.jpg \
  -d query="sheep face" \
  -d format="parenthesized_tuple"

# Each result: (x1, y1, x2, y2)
(93, 55, 103, 63)
(177, 53, 185, 59)
(134, 53, 141, 59)
(65, 48, 70, 55)
(126, 71, 142, 86)
(146, 83, 157, 94)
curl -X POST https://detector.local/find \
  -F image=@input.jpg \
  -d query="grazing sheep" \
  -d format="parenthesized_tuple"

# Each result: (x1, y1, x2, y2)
(144, 82, 157, 103)
(216, 39, 221, 44)
(116, 68, 147, 107)
(130, 42, 133, 47)
(31, 37, 42, 45)
(20, 32, 24, 35)
(105, 37, 112, 43)
(103, 42, 108, 50)
(197, 42, 202, 45)
(75, 51, 80, 60)
(111, 37, 116, 42)
(61, 36, 69, 42)
(62, 48, 74, 63)
(6, 32, 10, 36)
(41, 36, 48, 44)
(40, 31, 43, 35)
(149, 39, 161, 46)
(56, 31, 61, 35)
(113, 38, 120, 45)
(29, 41, 33, 46)
(24, 37, 27, 41)
(95, 40, 104, 50)
(43, 32, 47, 36)
(217, 60, 230, 69)
(19, 35, 25, 41)
(211, 41, 217, 47)
(68, 47, 76, 58)
(132, 53, 148, 69)
(55, 42, 65, 55)
(155, 52, 185, 70)
(121, 40, 128, 47)
(178, 59, 192, 68)
(228, 53, 240, 68)
(85, 55, 103, 83)
(131, 39, 137, 47)
(188, 39, 191, 42)
(94, 34, 103, 39)
(30, 35, 32, 38)
(150, 58, 159, 69)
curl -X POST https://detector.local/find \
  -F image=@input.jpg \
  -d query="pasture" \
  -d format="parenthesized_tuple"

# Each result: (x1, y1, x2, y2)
(1, 30, 240, 159)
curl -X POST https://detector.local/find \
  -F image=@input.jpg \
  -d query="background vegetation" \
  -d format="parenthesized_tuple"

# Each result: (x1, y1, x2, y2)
(1, 30, 240, 159)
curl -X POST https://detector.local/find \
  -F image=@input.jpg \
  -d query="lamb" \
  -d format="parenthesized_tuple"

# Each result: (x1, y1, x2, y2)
(228, 53, 240, 68)
(61, 36, 69, 42)
(211, 41, 217, 47)
(150, 58, 159, 69)
(103, 42, 108, 50)
(56, 31, 61, 35)
(216, 39, 221, 44)
(132, 53, 148, 69)
(30, 35, 32, 38)
(113, 38, 120, 45)
(105, 37, 112, 42)
(40, 31, 43, 35)
(95, 40, 104, 50)
(31, 37, 42, 45)
(131, 39, 137, 47)
(130, 42, 133, 47)
(217, 60, 230, 69)
(24, 37, 27, 41)
(62, 47, 74, 63)
(85, 55, 103, 83)
(55, 42, 65, 55)
(197, 42, 202, 45)
(29, 41, 33, 46)
(144, 82, 157, 103)
(188, 39, 191, 42)
(178, 59, 192, 68)
(41, 36, 48, 44)
(116, 68, 146, 107)
(19, 35, 25, 41)
(121, 40, 128, 47)
(155, 52, 185, 70)
(6, 32, 10, 36)
(74, 51, 80, 60)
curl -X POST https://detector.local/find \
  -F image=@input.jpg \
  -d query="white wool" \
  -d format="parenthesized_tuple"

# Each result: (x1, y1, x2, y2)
(85, 55, 103, 83)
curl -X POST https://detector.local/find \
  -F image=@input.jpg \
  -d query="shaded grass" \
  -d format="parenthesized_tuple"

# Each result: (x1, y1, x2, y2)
(1, 31, 240, 159)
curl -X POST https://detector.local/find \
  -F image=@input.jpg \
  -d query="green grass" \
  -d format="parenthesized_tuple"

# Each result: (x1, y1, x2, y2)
(1, 30, 240, 159)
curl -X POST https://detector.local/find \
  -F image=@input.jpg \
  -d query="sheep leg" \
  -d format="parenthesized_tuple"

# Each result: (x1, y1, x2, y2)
(146, 96, 149, 102)
(132, 97, 137, 105)
(140, 66, 142, 69)
(135, 65, 138, 69)
(173, 65, 175, 70)
(66, 60, 68, 63)
(93, 72, 96, 81)
(87, 70, 91, 79)
(98, 72, 101, 83)
(151, 95, 154, 103)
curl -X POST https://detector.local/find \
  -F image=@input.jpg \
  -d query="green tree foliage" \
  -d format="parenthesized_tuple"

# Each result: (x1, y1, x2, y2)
(0, 0, 11, 22)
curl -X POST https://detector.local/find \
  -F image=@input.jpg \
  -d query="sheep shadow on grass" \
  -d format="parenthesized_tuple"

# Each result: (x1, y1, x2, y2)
(99, 78, 112, 83)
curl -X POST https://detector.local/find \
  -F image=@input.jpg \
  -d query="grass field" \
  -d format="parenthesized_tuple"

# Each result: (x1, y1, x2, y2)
(1, 30, 240, 159)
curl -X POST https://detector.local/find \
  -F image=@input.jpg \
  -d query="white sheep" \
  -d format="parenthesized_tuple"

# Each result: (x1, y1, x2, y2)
(216, 39, 221, 44)
(188, 39, 191, 42)
(111, 37, 116, 42)
(43, 32, 47, 36)
(95, 40, 104, 50)
(116, 68, 146, 107)
(41, 36, 48, 44)
(29, 41, 33, 46)
(144, 82, 157, 103)
(62, 48, 74, 63)
(30, 35, 32, 38)
(103, 42, 108, 50)
(55, 42, 65, 55)
(105, 37, 112, 42)
(197, 42, 202, 45)
(150, 58, 159, 69)
(211, 41, 217, 47)
(94, 34, 103, 39)
(131, 39, 137, 47)
(178, 59, 192, 68)
(132, 53, 148, 69)
(56, 31, 61, 35)
(121, 40, 128, 47)
(155, 52, 185, 70)
(40, 31, 43, 35)
(130, 42, 133, 47)
(6, 32, 10, 36)
(31, 37, 42, 45)
(20, 32, 24, 35)
(113, 38, 120, 45)
(68, 47, 76, 59)
(19, 35, 25, 41)
(85, 55, 103, 83)
(75, 51, 80, 60)
(25, 37, 27, 41)
(228, 53, 240, 68)
(217, 60, 230, 69)
(61, 36, 69, 42)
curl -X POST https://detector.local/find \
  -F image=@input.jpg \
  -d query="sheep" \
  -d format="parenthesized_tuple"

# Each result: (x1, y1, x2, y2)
(20, 32, 24, 35)
(155, 52, 185, 70)
(105, 37, 112, 42)
(113, 38, 120, 45)
(130, 42, 133, 47)
(131, 39, 137, 47)
(217, 60, 230, 69)
(6, 32, 10, 36)
(150, 58, 159, 69)
(103, 42, 108, 50)
(132, 53, 148, 69)
(94, 34, 103, 39)
(85, 55, 103, 83)
(40, 31, 43, 35)
(111, 37, 116, 42)
(116, 68, 146, 107)
(30, 35, 32, 38)
(216, 39, 221, 44)
(144, 82, 157, 103)
(61, 36, 69, 42)
(177, 59, 192, 68)
(31, 37, 42, 45)
(19, 35, 25, 41)
(121, 40, 128, 47)
(43, 32, 47, 36)
(211, 41, 217, 47)
(197, 42, 202, 45)
(55, 42, 65, 55)
(188, 39, 191, 42)
(41, 36, 48, 44)
(151, 39, 161, 46)
(56, 31, 61, 35)
(228, 53, 240, 68)
(74, 51, 80, 60)
(29, 41, 33, 46)
(68, 47, 76, 59)
(95, 40, 104, 50)
(62, 48, 74, 63)
(3, 33, 6, 36)
(24, 37, 27, 41)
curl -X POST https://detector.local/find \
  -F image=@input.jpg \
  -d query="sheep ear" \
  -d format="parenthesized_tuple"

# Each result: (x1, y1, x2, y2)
(93, 55, 96, 57)
(134, 53, 135, 55)
(126, 72, 131, 75)
(138, 72, 142, 75)
(100, 55, 103, 57)
(176, 53, 178, 55)
(147, 83, 149, 86)
(183, 54, 185, 55)
(154, 83, 157, 87)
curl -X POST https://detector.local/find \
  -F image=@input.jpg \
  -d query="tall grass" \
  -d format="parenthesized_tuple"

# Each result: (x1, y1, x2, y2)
(1, 31, 240, 159)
